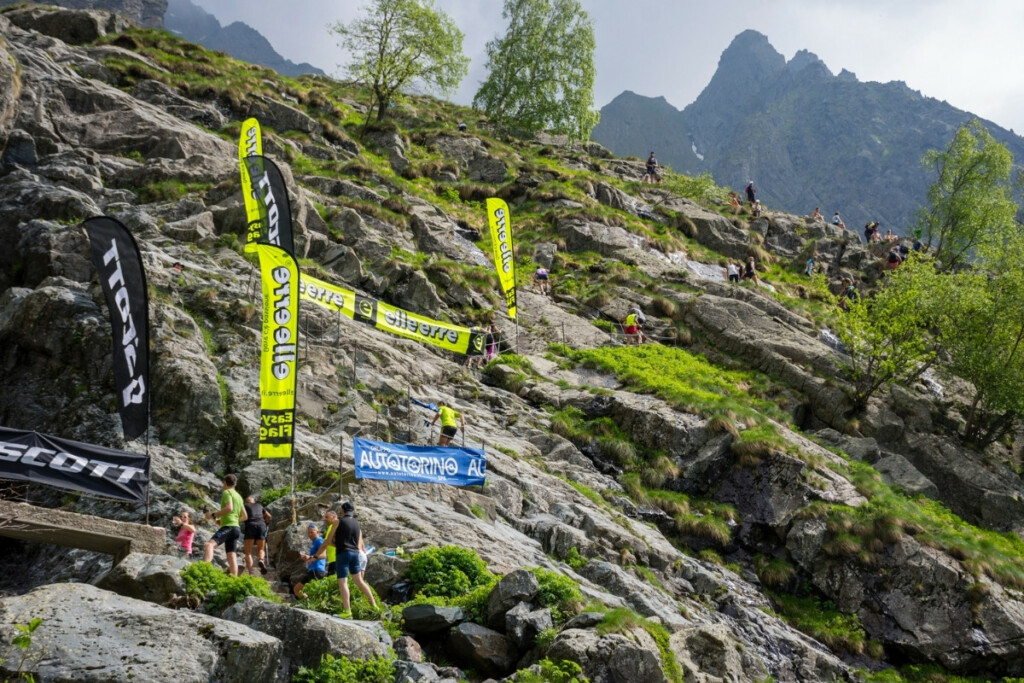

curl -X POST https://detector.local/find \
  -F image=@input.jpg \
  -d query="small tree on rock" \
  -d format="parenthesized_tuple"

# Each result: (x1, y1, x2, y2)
(473, 0, 599, 140)
(331, 0, 469, 122)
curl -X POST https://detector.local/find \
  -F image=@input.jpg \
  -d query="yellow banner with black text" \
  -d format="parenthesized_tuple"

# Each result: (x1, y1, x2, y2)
(239, 117, 262, 253)
(299, 274, 485, 357)
(486, 198, 517, 320)
(257, 244, 299, 459)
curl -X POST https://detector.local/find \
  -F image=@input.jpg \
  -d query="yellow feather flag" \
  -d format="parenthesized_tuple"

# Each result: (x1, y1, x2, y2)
(486, 198, 517, 320)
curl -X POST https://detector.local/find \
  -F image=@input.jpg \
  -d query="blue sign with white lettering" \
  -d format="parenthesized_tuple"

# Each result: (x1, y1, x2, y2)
(354, 437, 486, 487)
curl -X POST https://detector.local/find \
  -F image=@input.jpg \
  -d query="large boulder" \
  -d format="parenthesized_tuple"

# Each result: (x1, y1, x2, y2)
(547, 627, 667, 683)
(0, 583, 280, 682)
(486, 568, 539, 630)
(402, 604, 465, 635)
(446, 622, 519, 678)
(222, 597, 390, 675)
(92, 552, 189, 604)
(3, 6, 130, 44)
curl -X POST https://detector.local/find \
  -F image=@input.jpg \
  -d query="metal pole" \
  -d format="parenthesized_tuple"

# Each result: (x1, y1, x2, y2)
(290, 454, 296, 524)
(515, 315, 520, 356)
(562, 321, 566, 355)
(407, 386, 412, 444)
(339, 434, 345, 498)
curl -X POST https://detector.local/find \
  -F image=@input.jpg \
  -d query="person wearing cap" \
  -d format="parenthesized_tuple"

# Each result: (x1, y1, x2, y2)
(643, 152, 661, 183)
(325, 501, 378, 618)
(431, 400, 465, 447)
(293, 523, 327, 600)
(745, 181, 756, 206)
(314, 509, 338, 575)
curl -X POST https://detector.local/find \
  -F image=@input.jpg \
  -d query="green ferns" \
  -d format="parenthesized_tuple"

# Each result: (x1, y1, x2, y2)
(181, 562, 279, 612)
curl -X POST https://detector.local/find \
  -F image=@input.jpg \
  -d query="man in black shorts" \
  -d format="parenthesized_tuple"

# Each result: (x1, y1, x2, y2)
(203, 474, 245, 576)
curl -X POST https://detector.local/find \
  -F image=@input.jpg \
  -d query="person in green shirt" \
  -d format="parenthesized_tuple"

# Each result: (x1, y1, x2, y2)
(203, 473, 245, 576)
(430, 400, 465, 446)
(315, 509, 338, 574)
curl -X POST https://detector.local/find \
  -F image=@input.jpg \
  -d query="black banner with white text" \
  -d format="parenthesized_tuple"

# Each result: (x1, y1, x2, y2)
(84, 217, 150, 442)
(0, 427, 149, 503)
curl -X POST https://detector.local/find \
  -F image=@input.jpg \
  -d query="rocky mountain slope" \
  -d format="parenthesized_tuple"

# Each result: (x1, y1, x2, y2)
(592, 30, 1024, 235)
(164, 0, 325, 78)
(2, 7, 1024, 682)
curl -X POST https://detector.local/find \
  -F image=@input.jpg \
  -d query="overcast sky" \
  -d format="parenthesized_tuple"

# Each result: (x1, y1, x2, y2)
(194, 0, 1024, 135)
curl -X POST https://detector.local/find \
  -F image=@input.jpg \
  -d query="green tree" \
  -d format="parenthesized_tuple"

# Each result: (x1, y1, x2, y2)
(917, 119, 1018, 272)
(473, 0, 599, 140)
(834, 255, 943, 409)
(936, 229, 1024, 447)
(330, 0, 469, 122)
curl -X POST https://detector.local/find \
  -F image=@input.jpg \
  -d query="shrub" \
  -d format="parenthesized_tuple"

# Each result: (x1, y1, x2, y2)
(512, 658, 589, 683)
(564, 546, 589, 570)
(407, 546, 495, 598)
(292, 654, 394, 683)
(531, 568, 583, 624)
(182, 562, 279, 612)
(296, 576, 381, 620)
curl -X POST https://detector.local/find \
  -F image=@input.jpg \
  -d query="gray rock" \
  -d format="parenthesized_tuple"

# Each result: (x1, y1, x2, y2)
(486, 569, 540, 630)
(364, 553, 410, 598)
(4, 6, 130, 44)
(403, 604, 465, 635)
(247, 96, 323, 137)
(92, 552, 188, 604)
(394, 635, 424, 662)
(222, 597, 390, 675)
(505, 602, 553, 649)
(547, 627, 667, 683)
(874, 453, 939, 498)
(394, 660, 441, 682)
(0, 583, 280, 682)
(467, 154, 507, 183)
(447, 622, 519, 679)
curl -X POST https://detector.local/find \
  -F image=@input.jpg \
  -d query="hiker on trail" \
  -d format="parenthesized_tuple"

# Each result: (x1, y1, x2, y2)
(242, 496, 272, 576)
(325, 501, 378, 618)
(534, 266, 551, 295)
(745, 181, 756, 207)
(293, 524, 326, 600)
(623, 307, 645, 345)
(811, 207, 823, 221)
(203, 474, 245, 576)
(643, 152, 661, 183)
(805, 257, 815, 277)
(431, 400, 465, 446)
(743, 257, 759, 284)
(315, 509, 338, 575)
(172, 510, 195, 558)
(726, 260, 740, 283)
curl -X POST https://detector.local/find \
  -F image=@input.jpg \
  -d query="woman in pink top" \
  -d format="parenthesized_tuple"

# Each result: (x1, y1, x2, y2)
(172, 510, 196, 557)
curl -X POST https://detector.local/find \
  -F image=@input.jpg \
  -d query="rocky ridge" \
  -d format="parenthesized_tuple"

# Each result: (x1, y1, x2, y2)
(1, 7, 1024, 682)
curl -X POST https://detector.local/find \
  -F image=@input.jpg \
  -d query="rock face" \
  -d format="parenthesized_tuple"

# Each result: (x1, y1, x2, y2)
(0, 0, 166, 29)
(92, 552, 189, 604)
(0, 583, 281, 682)
(222, 597, 391, 675)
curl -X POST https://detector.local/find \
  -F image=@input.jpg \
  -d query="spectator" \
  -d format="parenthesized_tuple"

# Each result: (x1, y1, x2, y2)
(316, 509, 338, 575)
(172, 510, 195, 558)
(430, 400, 465, 446)
(864, 222, 875, 243)
(886, 247, 903, 270)
(811, 207, 823, 221)
(728, 192, 742, 208)
(832, 212, 846, 230)
(804, 257, 815, 277)
(751, 200, 763, 217)
(884, 229, 898, 243)
(485, 323, 499, 363)
(726, 260, 740, 283)
(242, 496, 272, 576)
(457, 121, 467, 132)
(325, 501, 378, 619)
(745, 181, 756, 206)
(293, 524, 327, 600)
(642, 152, 661, 183)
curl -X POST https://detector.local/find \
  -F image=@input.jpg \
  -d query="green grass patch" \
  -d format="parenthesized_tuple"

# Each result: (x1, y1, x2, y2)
(596, 608, 683, 683)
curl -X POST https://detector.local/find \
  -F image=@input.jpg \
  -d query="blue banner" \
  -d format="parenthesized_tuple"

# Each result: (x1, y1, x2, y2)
(354, 437, 486, 487)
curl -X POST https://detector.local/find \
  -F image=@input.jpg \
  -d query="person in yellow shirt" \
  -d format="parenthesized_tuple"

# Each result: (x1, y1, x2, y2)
(430, 400, 465, 446)
(315, 509, 338, 574)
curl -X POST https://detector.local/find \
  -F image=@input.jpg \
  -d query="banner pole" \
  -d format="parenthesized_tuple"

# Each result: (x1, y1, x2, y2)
(290, 453, 296, 524)
(339, 433, 345, 498)
(407, 386, 412, 444)
(145, 427, 151, 526)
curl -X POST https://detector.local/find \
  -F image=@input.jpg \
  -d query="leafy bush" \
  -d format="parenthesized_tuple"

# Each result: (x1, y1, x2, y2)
(181, 562, 279, 612)
(532, 568, 583, 624)
(292, 654, 394, 683)
(296, 576, 381, 620)
(512, 658, 589, 683)
(564, 546, 589, 570)
(407, 546, 495, 598)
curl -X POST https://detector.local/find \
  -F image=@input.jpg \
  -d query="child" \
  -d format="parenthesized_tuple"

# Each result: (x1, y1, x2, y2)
(172, 510, 196, 558)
